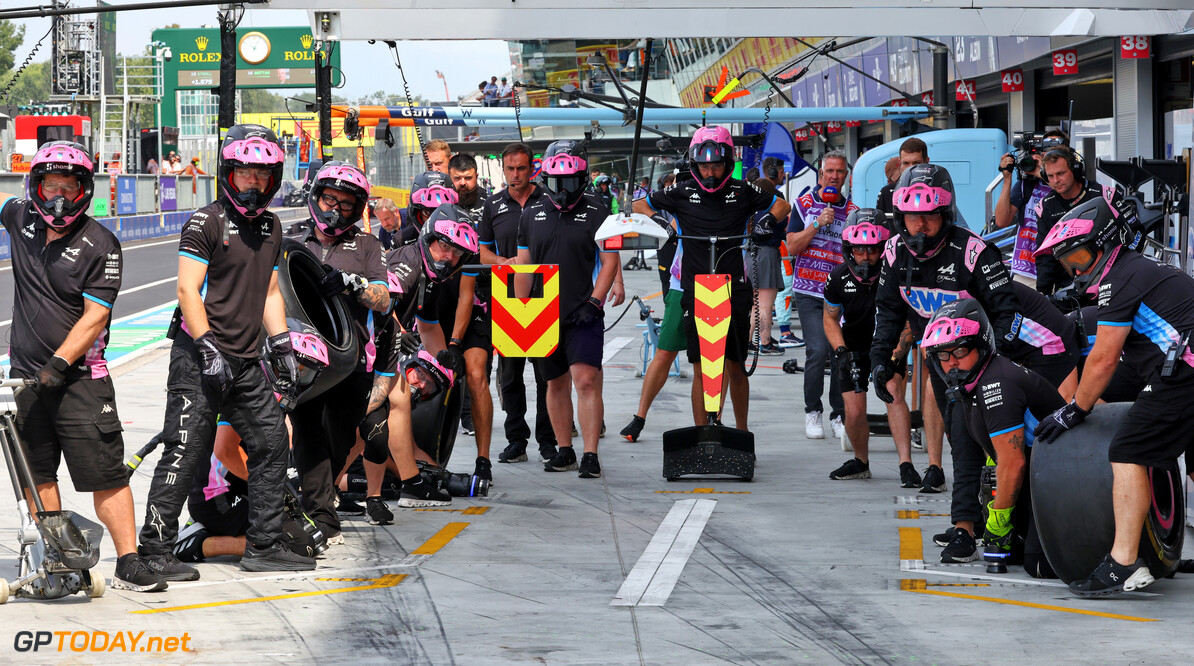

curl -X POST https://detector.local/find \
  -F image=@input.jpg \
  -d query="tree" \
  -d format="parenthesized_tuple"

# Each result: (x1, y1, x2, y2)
(3, 61, 50, 106)
(0, 20, 26, 77)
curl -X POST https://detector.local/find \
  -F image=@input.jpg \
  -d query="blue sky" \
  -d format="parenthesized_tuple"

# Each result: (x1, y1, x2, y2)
(9, 3, 511, 102)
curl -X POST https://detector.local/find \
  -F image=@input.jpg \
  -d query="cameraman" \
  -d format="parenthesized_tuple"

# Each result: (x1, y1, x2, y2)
(994, 131, 1065, 283)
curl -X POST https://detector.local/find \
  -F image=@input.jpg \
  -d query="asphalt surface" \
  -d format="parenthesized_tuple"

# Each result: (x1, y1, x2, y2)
(0, 220, 1193, 663)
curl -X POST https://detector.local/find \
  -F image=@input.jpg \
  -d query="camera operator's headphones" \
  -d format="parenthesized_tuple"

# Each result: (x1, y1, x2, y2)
(1042, 147, 1084, 183)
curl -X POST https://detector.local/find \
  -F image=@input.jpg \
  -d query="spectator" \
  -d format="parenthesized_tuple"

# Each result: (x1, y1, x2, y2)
(632, 177, 650, 200)
(146, 157, 160, 174)
(183, 157, 207, 176)
(477, 81, 488, 104)
(483, 77, 499, 107)
(498, 77, 513, 106)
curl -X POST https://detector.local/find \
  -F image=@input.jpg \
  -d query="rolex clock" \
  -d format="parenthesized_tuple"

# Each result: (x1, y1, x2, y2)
(239, 31, 271, 65)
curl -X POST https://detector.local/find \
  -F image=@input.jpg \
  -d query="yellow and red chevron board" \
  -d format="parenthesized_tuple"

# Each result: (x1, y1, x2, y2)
(694, 273, 732, 413)
(491, 264, 560, 358)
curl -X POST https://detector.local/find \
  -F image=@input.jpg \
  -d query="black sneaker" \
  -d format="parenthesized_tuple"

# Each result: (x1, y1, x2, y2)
(620, 416, 646, 442)
(241, 541, 317, 572)
(112, 553, 168, 592)
(544, 446, 579, 472)
(498, 441, 528, 463)
(578, 452, 601, 478)
(829, 458, 871, 480)
(1069, 555, 1155, 597)
(759, 342, 785, 356)
(941, 528, 980, 563)
(932, 526, 958, 547)
(366, 497, 394, 525)
(919, 465, 947, 493)
(538, 445, 558, 463)
(397, 474, 452, 508)
(899, 462, 922, 488)
(173, 521, 209, 563)
(474, 456, 493, 483)
(336, 490, 366, 516)
(142, 550, 200, 581)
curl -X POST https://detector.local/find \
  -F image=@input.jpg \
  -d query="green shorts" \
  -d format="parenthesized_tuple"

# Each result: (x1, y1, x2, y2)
(658, 289, 687, 352)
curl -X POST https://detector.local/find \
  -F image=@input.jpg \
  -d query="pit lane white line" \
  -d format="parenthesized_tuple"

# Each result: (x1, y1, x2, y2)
(902, 563, 1161, 596)
(0, 277, 177, 328)
(165, 562, 427, 590)
(602, 336, 633, 364)
(611, 498, 716, 607)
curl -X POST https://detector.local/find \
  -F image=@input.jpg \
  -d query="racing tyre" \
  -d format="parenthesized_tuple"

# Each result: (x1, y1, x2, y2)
(1031, 403, 1184, 583)
(275, 239, 360, 403)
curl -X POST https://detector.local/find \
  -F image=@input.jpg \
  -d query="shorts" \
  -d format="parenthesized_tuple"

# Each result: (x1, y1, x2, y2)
(744, 245, 784, 291)
(14, 375, 127, 493)
(682, 283, 751, 366)
(534, 315, 604, 381)
(188, 492, 250, 537)
(837, 351, 872, 392)
(1109, 374, 1194, 468)
(658, 290, 686, 353)
(460, 305, 492, 351)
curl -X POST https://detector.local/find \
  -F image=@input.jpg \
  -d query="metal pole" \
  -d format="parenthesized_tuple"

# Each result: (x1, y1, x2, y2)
(932, 46, 949, 129)
(625, 38, 655, 203)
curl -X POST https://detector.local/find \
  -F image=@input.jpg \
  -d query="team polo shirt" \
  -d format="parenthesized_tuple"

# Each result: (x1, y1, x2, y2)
(178, 200, 282, 358)
(822, 262, 878, 351)
(385, 242, 441, 329)
(1008, 281, 1074, 357)
(1, 197, 122, 378)
(479, 184, 542, 259)
(517, 192, 611, 320)
(644, 179, 775, 292)
(964, 355, 1065, 454)
(1095, 249, 1194, 382)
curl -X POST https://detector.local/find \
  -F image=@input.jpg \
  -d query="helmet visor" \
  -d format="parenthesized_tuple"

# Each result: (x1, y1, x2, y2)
(690, 141, 730, 164)
(1057, 245, 1097, 275)
(544, 174, 586, 198)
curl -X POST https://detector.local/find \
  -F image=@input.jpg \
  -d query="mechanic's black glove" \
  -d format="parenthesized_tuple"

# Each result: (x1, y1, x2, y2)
(35, 355, 70, 392)
(573, 296, 605, 327)
(397, 329, 421, 356)
(651, 214, 677, 241)
(266, 332, 300, 396)
(870, 362, 895, 404)
(196, 331, 233, 394)
(1034, 401, 1090, 444)
(320, 267, 368, 297)
(436, 339, 464, 372)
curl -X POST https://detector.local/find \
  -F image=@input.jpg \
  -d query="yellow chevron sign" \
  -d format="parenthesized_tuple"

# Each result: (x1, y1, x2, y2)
(694, 274, 732, 413)
(491, 264, 560, 358)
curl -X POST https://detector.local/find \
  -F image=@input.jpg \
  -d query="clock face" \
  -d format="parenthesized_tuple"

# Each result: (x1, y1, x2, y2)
(239, 32, 271, 65)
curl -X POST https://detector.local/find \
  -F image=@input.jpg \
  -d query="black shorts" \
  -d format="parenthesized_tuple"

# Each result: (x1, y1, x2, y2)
(682, 284, 751, 366)
(14, 375, 127, 493)
(461, 305, 492, 351)
(837, 352, 872, 392)
(1109, 374, 1194, 468)
(534, 316, 604, 381)
(187, 493, 250, 537)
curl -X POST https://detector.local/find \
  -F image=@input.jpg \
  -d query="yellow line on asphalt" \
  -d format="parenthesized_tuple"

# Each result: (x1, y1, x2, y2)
(900, 579, 990, 589)
(643, 291, 663, 301)
(131, 574, 407, 614)
(654, 488, 751, 494)
(898, 527, 923, 561)
(413, 506, 490, 514)
(411, 522, 469, 555)
(907, 588, 1159, 622)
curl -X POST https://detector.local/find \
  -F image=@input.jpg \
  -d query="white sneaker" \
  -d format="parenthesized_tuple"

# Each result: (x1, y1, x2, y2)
(830, 415, 844, 439)
(805, 412, 824, 439)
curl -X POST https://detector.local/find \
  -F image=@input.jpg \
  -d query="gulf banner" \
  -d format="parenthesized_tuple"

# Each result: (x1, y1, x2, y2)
(491, 264, 560, 358)
(694, 274, 732, 414)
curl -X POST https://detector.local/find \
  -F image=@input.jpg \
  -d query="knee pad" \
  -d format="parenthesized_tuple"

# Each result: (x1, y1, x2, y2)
(359, 403, 391, 464)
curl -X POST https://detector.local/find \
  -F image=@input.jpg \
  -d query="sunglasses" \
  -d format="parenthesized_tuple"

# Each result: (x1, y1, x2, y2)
(320, 193, 357, 213)
(933, 346, 973, 362)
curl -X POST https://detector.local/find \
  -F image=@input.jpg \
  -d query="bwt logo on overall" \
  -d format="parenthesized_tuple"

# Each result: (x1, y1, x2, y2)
(13, 630, 193, 653)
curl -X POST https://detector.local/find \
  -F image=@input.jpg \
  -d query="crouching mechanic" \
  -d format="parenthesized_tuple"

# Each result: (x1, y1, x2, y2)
(517, 140, 619, 478)
(633, 126, 791, 428)
(1, 142, 166, 591)
(367, 204, 480, 505)
(922, 300, 1062, 578)
(1033, 197, 1194, 596)
(284, 162, 392, 536)
(824, 210, 927, 487)
(139, 124, 315, 577)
